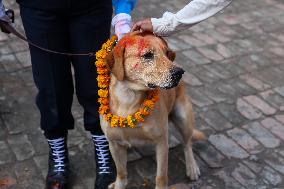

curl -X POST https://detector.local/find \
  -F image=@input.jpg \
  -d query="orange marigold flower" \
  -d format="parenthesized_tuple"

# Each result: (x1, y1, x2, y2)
(98, 98, 108, 105)
(134, 112, 144, 122)
(143, 100, 155, 108)
(99, 105, 109, 114)
(95, 60, 106, 67)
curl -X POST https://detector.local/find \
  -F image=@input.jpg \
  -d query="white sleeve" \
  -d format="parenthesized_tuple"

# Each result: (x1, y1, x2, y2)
(151, 0, 232, 36)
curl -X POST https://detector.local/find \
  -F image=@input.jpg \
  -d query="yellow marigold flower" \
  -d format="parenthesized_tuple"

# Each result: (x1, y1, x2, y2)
(119, 117, 126, 127)
(105, 113, 112, 121)
(98, 89, 108, 98)
(111, 115, 119, 127)
(127, 115, 135, 128)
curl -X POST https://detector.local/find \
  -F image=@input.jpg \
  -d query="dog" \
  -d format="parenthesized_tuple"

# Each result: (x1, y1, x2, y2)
(100, 32, 205, 189)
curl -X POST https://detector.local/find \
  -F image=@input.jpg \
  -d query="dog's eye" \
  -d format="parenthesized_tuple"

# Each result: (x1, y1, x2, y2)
(142, 51, 154, 60)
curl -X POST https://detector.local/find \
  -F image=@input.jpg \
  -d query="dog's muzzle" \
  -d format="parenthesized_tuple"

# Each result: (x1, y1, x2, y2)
(163, 67, 185, 89)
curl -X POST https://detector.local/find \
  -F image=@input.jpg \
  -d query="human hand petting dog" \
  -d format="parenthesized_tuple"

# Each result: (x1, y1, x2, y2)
(131, 18, 153, 33)
(132, 0, 232, 37)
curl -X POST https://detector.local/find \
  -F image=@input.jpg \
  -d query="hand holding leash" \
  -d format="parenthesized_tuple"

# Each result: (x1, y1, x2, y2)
(0, 3, 14, 34)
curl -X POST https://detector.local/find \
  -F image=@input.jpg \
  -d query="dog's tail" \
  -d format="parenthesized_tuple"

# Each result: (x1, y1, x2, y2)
(192, 129, 206, 141)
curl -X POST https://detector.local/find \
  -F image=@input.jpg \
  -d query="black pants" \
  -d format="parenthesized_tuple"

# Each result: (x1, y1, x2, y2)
(19, 1, 112, 138)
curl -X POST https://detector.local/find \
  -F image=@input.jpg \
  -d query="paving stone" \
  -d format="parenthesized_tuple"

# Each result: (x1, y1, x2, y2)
(239, 74, 271, 91)
(243, 122, 280, 148)
(0, 141, 15, 165)
(128, 148, 142, 162)
(182, 50, 211, 65)
(7, 134, 35, 161)
(203, 85, 230, 103)
(236, 98, 262, 120)
(217, 104, 245, 125)
(182, 72, 203, 86)
(203, 63, 232, 80)
(260, 166, 282, 186)
(231, 163, 265, 188)
(199, 110, 233, 131)
(15, 51, 31, 68)
(260, 90, 284, 111)
(227, 128, 262, 154)
(178, 35, 206, 47)
(243, 95, 277, 115)
(208, 134, 249, 159)
(275, 114, 284, 124)
(13, 159, 45, 189)
(194, 68, 221, 84)
(193, 141, 225, 168)
(168, 183, 190, 189)
(33, 154, 48, 178)
(264, 152, 284, 174)
(186, 87, 213, 107)
(215, 43, 233, 59)
(214, 170, 244, 189)
(0, 54, 21, 72)
(193, 33, 217, 45)
(204, 29, 231, 43)
(197, 47, 223, 61)
(261, 118, 284, 141)
(274, 86, 284, 97)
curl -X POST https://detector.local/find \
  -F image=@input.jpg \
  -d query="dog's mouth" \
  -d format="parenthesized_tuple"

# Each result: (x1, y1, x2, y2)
(147, 83, 158, 89)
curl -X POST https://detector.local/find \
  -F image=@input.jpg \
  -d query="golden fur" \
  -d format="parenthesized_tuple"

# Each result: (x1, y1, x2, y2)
(100, 32, 205, 189)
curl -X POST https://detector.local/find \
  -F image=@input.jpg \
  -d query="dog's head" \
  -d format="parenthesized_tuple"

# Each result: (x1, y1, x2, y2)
(107, 32, 184, 90)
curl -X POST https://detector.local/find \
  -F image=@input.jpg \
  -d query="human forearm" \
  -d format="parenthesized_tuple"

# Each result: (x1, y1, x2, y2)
(152, 0, 232, 36)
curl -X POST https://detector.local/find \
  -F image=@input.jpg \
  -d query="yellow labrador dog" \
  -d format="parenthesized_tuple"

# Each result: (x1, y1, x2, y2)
(100, 32, 205, 189)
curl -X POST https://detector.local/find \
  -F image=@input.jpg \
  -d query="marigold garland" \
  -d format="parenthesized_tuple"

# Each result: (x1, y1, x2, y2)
(95, 35, 159, 128)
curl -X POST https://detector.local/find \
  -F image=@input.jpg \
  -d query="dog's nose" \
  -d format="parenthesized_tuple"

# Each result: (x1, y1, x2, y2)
(170, 67, 185, 76)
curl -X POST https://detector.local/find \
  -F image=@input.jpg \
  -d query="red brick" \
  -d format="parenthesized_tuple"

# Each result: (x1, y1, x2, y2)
(243, 95, 276, 115)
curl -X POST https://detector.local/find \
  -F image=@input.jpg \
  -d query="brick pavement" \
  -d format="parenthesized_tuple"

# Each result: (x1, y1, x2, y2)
(1, 0, 284, 188)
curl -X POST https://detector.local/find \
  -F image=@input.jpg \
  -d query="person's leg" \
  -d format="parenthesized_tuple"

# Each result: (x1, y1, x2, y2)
(20, 6, 73, 189)
(68, 1, 115, 188)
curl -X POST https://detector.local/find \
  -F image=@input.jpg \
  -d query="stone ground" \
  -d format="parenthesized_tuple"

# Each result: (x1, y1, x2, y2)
(1, 0, 284, 188)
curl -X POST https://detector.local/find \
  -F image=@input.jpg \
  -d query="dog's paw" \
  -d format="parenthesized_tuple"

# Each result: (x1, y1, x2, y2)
(108, 182, 115, 189)
(186, 162, 200, 181)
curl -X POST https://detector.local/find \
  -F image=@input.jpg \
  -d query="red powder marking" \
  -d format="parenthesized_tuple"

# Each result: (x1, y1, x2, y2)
(113, 36, 137, 58)
(133, 63, 139, 69)
(137, 38, 149, 56)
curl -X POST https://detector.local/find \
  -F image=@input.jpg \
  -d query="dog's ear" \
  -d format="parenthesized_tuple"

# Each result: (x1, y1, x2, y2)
(158, 36, 176, 62)
(167, 49, 176, 62)
(106, 43, 125, 81)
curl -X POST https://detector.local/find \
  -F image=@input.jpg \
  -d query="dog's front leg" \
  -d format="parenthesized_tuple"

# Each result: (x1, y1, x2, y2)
(155, 138, 169, 189)
(108, 141, 128, 189)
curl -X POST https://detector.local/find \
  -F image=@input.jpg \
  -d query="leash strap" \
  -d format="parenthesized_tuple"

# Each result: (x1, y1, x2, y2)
(0, 20, 96, 57)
